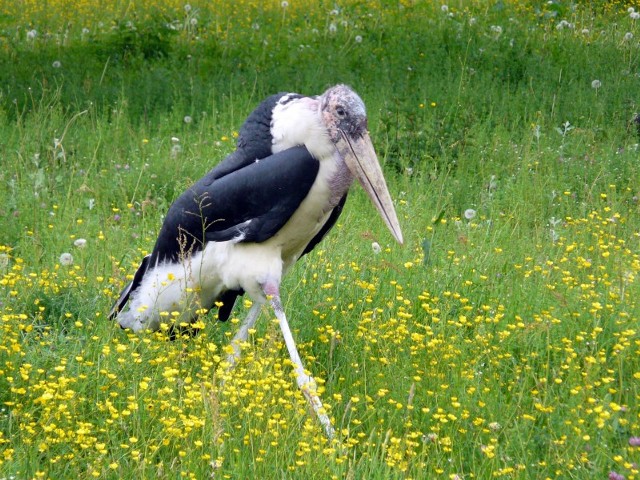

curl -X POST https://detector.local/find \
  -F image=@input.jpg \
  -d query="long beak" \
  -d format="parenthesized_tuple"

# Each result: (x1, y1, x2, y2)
(336, 130, 403, 244)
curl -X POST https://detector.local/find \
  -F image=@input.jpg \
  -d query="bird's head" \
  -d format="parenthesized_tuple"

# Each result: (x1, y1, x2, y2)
(268, 85, 403, 244)
(318, 84, 404, 245)
(320, 84, 368, 143)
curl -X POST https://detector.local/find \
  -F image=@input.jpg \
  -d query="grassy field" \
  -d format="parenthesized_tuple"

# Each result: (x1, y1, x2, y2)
(1, 0, 640, 478)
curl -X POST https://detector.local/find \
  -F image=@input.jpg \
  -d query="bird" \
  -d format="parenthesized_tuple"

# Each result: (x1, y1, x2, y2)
(109, 84, 403, 438)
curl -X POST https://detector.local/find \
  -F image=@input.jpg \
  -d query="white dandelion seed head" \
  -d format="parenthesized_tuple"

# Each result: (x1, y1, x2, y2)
(581, 28, 590, 35)
(184, 4, 192, 13)
(27, 29, 37, 40)
(624, 32, 634, 41)
(628, 7, 635, 13)
(281, 1, 289, 8)
(82, 27, 90, 35)
(190, 17, 198, 26)
(441, 5, 449, 12)
(171, 144, 182, 158)
(329, 23, 337, 34)
(631, 11, 640, 20)
(591, 79, 602, 89)
(252, 23, 260, 30)
(555, 20, 573, 30)
(59, 253, 73, 266)
(490, 25, 503, 35)
(464, 208, 477, 220)
(355, 35, 362, 43)
(183, 115, 192, 124)
(73, 238, 87, 248)
(52, 60, 61, 68)
(371, 242, 382, 254)
(469, 17, 477, 26)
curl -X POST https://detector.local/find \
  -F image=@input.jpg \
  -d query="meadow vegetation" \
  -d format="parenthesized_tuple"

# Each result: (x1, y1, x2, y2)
(1, 0, 640, 478)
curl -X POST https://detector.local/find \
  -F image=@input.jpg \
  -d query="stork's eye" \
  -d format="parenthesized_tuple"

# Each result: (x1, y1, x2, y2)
(336, 106, 347, 118)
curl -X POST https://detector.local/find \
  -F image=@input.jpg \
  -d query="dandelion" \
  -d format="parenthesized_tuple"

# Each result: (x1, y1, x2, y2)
(329, 23, 337, 34)
(81, 27, 90, 35)
(52, 60, 61, 68)
(184, 3, 192, 13)
(59, 253, 73, 266)
(623, 32, 633, 41)
(27, 29, 37, 40)
(628, 7, 635, 13)
(371, 242, 382, 254)
(581, 28, 590, 35)
(183, 115, 192, 124)
(464, 209, 477, 220)
(73, 238, 87, 248)
(631, 12, 640, 20)
(441, 5, 449, 13)
(556, 20, 574, 30)
(171, 144, 182, 158)
(354, 35, 362, 43)
(490, 25, 503, 35)
(190, 17, 198, 26)
(281, 1, 289, 8)
(469, 17, 477, 26)
(591, 79, 602, 90)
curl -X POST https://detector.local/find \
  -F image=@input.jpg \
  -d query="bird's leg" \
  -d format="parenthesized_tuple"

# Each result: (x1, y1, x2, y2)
(225, 301, 262, 369)
(264, 283, 336, 440)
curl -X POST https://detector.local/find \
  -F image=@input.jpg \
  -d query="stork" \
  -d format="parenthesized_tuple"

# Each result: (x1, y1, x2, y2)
(109, 84, 403, 438)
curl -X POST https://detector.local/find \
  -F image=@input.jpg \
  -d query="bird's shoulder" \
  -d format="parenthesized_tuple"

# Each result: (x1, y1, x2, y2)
(202, 92, 306, 185)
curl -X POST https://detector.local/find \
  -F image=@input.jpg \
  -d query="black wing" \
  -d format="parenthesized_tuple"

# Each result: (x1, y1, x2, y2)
(151, 145, 319, 264)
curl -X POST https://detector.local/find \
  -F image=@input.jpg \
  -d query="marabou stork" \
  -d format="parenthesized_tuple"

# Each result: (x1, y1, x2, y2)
(109, 84, 403, 438)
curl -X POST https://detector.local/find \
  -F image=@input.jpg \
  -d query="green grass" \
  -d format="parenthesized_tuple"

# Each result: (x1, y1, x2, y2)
(1, 1, 640, 479)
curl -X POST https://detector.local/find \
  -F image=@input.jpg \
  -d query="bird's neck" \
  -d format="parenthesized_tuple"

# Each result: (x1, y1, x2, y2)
(327, 152, 354, 208)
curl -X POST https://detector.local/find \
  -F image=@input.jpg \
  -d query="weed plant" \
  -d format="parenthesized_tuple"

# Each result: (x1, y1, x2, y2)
(1, 1, 640, 479)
